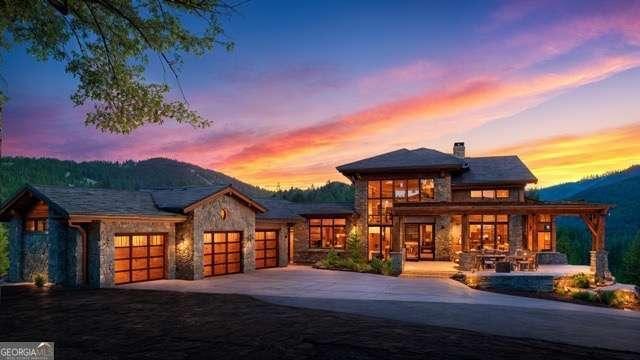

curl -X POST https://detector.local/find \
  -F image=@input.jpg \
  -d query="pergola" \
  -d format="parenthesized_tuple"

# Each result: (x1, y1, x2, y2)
(392, 200, 612, 279)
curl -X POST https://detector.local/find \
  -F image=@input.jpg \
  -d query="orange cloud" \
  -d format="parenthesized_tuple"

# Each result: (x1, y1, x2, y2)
(214, 55, 640, 188)
(484, 122, 640, 187)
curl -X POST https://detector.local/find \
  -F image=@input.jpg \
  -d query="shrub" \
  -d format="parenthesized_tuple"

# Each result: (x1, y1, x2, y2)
(571, 290, 597, 302)
(370, 257, 384, 273)
(451, 272, 465, 282)
(381, 259, 393, 276)
(0, 224, 8, 277)
(33, 273, 46, 288)
(571, 273, 591, 289)
(599, 290, 637, 308)
(345, 230, 365, 263)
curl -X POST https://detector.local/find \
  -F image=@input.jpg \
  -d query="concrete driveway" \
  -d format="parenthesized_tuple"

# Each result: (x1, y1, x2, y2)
(124, 265, 640, 353)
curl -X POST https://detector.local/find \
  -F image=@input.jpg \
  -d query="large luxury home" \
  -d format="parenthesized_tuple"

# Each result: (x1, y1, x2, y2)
(0, 143, 611, 287)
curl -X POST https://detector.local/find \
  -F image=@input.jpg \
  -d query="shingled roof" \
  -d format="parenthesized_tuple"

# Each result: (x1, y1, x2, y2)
(146, 185, 266, 213)
(452, 156, 537, 186)
(0, 185, 182, 220)
(254, 198, 300, 221)
(337, 148, 465, 175)
(289, 202, 355, 216)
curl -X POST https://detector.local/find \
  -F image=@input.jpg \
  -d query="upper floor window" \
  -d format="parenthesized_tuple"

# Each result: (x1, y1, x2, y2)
(309, 218, 347, 249)
(25, 218, 48, 233)
(470, 189, 509, 199)
(367, 179, 434, 225)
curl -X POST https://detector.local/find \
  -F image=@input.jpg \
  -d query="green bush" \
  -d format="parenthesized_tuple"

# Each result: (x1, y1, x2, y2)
(599, 290, 637, 308)
(370, 257, 384, 273)
(345, 230, 365, 263)
(571, 290, 597, 302)
(381, 259, 393, 276)
(571, 273, 591, 289)
(33, 273, 46, 288)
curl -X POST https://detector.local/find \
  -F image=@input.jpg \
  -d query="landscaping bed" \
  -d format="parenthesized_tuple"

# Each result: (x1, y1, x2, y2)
(2, 285, 639, 359)
(453, 272, 640, 311)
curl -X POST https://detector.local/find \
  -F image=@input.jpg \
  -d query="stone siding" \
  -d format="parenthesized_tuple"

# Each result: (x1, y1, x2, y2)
(47, 209, 68, 284)
(434, 215, 452, 260)
(189, 194, 256, 279)
(537, 252, 568, 265)
(175, 215, 195, 279)
(508, 215, 523, 254)
(256, 220, 290, 267)
(95, 220, 176, 288)
(22, 233, 48, 282)
(8, 217, 23, 282)
(435, 175, 451, 202)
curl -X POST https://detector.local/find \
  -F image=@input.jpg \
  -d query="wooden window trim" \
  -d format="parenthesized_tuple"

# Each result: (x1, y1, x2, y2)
(367, 178, 435, 226)
(308, 218, 347, 249)
(255, 230, 279, 268)
(468, 215, 509, 250)
(470, 189, 510, 200)
(25, 218, 48, 233)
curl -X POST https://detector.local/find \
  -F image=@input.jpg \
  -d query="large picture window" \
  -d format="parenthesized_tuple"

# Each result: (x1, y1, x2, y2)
(468, 214, 509, 251)
(368, 179, 435, 225)
(537, 214, 553, 251)
(368, 226, 392, 260)
(309, 218, 347, 249)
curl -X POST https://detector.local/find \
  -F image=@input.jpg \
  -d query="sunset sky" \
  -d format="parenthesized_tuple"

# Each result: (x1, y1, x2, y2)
(3, 0, 640, 189)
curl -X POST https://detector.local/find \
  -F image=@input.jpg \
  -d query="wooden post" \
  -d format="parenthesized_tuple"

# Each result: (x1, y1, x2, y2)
(551, 215, 557, 252)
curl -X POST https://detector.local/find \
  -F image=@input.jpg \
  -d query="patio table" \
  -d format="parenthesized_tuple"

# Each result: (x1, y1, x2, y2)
(476, 254, 506, 270)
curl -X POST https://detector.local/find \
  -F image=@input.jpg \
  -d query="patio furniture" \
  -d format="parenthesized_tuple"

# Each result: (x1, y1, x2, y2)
(495, 261, 511, 273)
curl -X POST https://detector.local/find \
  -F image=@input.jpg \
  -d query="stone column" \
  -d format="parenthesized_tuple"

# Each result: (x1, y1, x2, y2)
(461, 215, 469, 252)
(508, 215, 523, 254)
(8, 216, 24, 282)
(590, 250, 610, 282)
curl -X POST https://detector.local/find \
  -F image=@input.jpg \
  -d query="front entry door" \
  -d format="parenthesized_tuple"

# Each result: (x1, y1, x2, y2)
(404, 224, 435, 261)
(419, 224, 435, 260)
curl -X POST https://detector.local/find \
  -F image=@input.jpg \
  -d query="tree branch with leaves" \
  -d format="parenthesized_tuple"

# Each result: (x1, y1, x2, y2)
(0, 0, 238, 134)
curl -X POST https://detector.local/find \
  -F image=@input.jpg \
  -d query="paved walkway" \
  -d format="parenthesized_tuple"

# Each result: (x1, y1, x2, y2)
(124, 265, 640, 353)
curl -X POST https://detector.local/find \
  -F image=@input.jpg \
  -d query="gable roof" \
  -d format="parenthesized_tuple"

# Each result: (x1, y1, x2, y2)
(0, 184, 184, 221)
(336, 148, 465, 175)
(147, 185, 266, 213)
(452, 156, 537, 186)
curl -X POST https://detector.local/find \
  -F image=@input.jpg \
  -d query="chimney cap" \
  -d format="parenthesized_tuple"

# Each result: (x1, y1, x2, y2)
(454, 142, 465, 146)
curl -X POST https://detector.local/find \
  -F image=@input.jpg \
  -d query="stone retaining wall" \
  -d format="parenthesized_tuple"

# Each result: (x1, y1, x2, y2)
(465, 274, 555, 292)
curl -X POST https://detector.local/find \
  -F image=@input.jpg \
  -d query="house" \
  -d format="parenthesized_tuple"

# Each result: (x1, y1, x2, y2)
(0, 142, 612, 287)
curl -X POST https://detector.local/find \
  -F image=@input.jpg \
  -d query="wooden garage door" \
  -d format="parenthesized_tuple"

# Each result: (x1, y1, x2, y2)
(255, 230, 278, 269)
(114, 234, 165, 285)
(203, 231, 242, 276)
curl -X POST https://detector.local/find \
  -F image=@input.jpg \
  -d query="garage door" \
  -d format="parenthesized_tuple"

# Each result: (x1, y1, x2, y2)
(255, 230, 278, 269)
(203, 231, 242, 276)
(114, 234, 165, 285)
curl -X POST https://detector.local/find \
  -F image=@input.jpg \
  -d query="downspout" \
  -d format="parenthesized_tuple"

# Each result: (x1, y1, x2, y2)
(67, 220, 88, 286)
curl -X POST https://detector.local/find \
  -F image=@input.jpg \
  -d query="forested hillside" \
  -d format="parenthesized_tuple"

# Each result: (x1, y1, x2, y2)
(536, 166, 640, 283)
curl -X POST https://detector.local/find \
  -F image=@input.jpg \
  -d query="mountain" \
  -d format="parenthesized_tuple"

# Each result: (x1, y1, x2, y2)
(537, 165, 640, 201)
(0, 156, 271, 203)
(536, 165, 640, 279)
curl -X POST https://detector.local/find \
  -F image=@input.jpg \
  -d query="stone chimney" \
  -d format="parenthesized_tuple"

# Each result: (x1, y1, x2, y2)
(453, 142, 465, 158)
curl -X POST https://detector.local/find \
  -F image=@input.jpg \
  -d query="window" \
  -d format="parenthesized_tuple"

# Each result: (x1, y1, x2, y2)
(368, 226, 392, 260)
(368, 178, 435, 224)
(537, 214, 553, 251)
(368, 180, 393, 225)
(309, 218, 347, 249)
(25, 218, 47, 233)
(470, 189, 509, 199)
(468, 214, 509, 251)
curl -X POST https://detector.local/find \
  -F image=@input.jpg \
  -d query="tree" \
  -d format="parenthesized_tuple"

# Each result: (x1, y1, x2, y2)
(620, 234, 640, 286)
(0, 0, 237, 134)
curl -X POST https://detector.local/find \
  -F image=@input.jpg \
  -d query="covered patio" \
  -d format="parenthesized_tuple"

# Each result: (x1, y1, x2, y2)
(392, 200, 612, 281)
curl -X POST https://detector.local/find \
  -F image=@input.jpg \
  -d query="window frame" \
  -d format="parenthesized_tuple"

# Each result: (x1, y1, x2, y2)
(308, 217, 347, 249)
(25, 218, 48, 233)
(470, 189, 510, 200)
(468, 214, 509, 251)
(367, 178, 435, 226)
